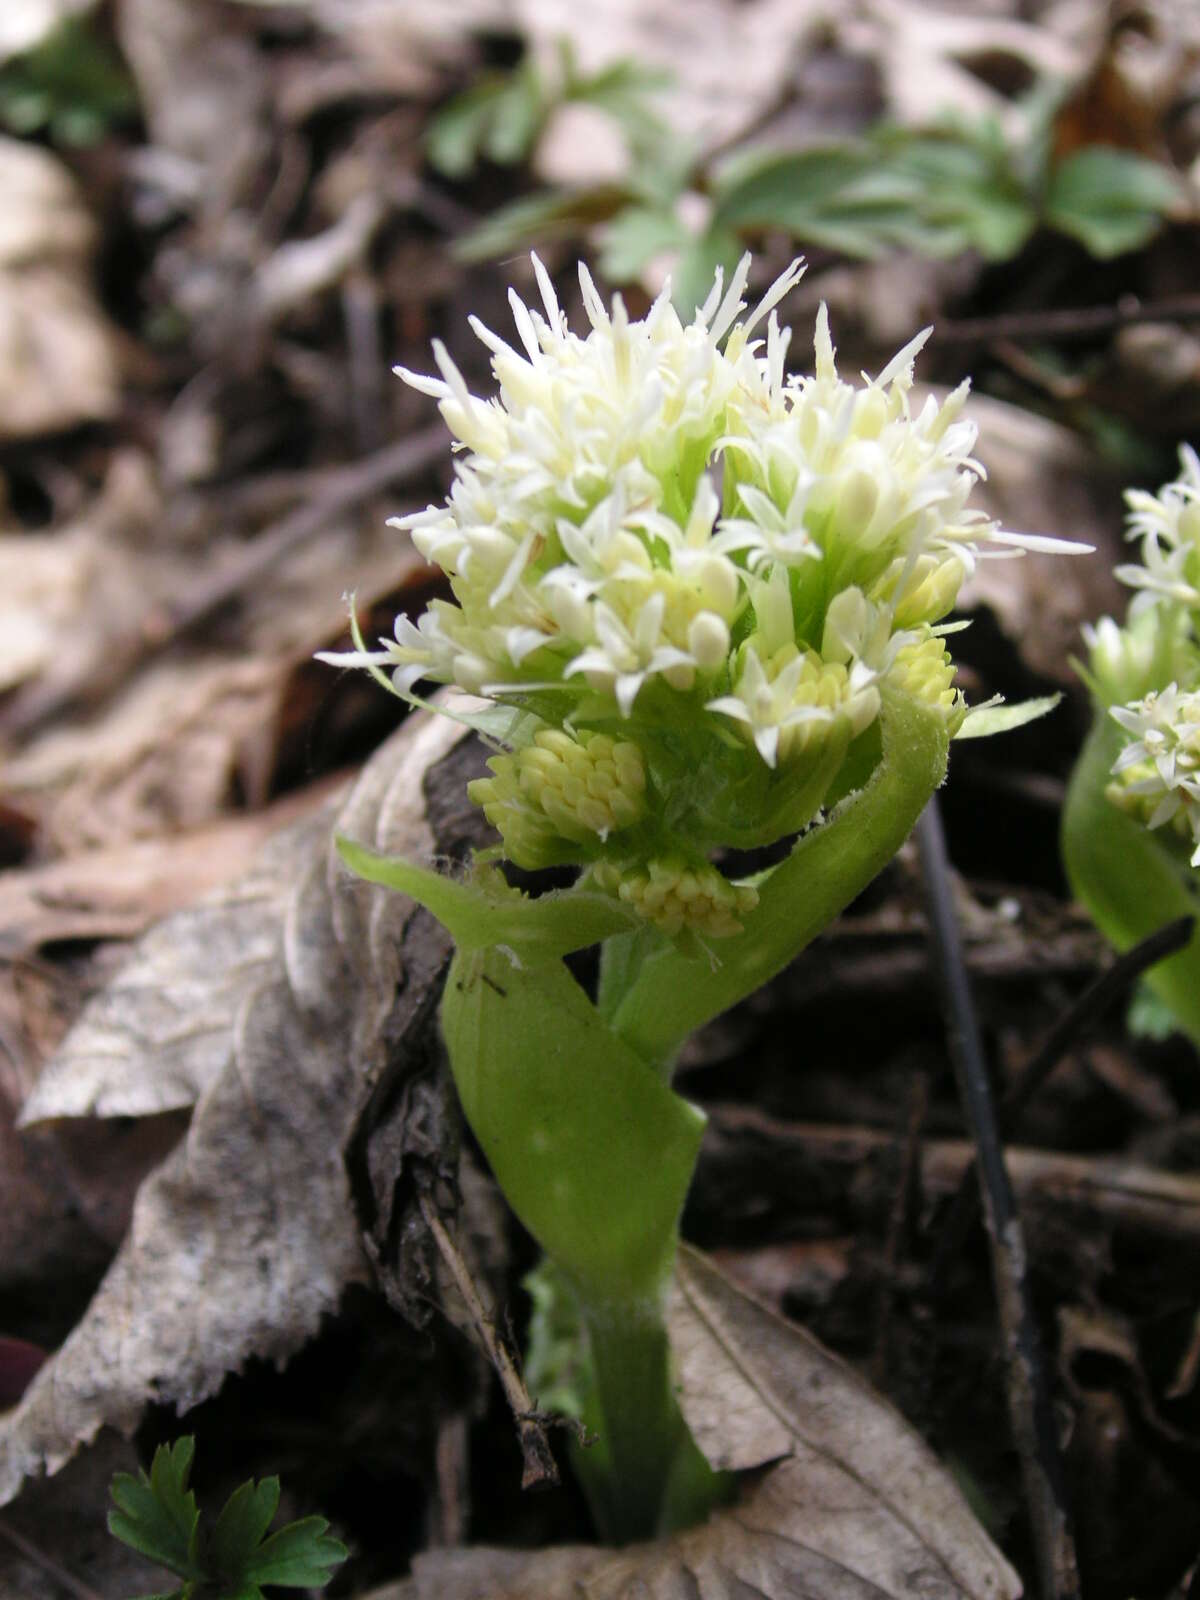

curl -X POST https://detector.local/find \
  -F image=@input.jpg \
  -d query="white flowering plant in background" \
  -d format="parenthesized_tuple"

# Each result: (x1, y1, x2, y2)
(323, 254, 1086, 1543)
(1065, 446, 1200, 1047)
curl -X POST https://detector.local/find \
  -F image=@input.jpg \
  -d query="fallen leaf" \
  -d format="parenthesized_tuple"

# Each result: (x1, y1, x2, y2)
(0, 134, 119, 439)
(0, 776, 344, 964)
(0, 707, 470, 1505)
(955, 392, 1126, 686)
(670, 1246, 1021, 1599)
(12, 780, 347, 1119)
(0, 449, 162, 708)
(376, 1249, 1021, 1600)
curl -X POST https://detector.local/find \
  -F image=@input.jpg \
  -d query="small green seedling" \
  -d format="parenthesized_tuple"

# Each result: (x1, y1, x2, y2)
(107, 1436, 347, 1600)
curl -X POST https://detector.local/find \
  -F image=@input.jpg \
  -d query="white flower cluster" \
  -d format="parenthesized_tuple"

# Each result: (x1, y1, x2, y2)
(1088, 446, 1200, 857)
(325, 254, 1081, 929)
(1114, 444, 1200, 615)
(1106, 683, 1200, 863)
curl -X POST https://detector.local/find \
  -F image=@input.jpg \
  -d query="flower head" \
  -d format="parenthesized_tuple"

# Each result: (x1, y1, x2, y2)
(1115, 445, 1200, 615)
(1082, 446, 1200, 855)
(1105, 683, 1200, 864)
(324, 255, 1084, 934)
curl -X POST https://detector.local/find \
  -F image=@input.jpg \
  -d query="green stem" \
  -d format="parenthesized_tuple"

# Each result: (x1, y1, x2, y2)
(1063, 713, 1200, 1047)
(572, 1300, 705, 1542)
(608, 688, 950, 1065)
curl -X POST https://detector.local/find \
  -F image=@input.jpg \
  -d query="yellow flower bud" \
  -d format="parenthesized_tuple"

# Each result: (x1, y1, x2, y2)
(468, 729, 648, 869)
(592, 857, 758, 939)
(889, 635, 966, 734)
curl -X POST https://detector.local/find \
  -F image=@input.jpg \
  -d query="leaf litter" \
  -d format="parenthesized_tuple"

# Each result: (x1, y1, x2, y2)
(2, 0, 1200, 1592)
(371, 1247, 1020, 1600)
(0, 707, 470, 1504)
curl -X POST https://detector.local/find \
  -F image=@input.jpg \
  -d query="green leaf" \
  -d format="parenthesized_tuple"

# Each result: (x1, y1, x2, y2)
(955, 693, 1061, 739)
(426, 62, 546, 178)
(337, 837, 640, 957)
(569, 58, 672, 161)
(877, 129, 1035, 260)
(1127, 979, 1180, 1042)
(0, 15, 136, 147)
(209, 1477, 281, 1583)
(1045, 147, 1178, 258)
(109, 1437, 346, 1597)
(441, 943, 705, 1306)
(108, 1438, 203, 1580)
(453, 185, 630, 264)
(241, 1516, 349, 1587)
(712, 144, 926, 260)
(670, 227, 744, 319)
(598, 205, 690, 283)
(483, 61, 546, 165)
(426, 79, 506, 178)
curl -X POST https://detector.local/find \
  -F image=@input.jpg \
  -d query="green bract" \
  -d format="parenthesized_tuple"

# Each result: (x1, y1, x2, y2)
(323, 254, 1087, 1542)
(1065, 446, 1200, 1045)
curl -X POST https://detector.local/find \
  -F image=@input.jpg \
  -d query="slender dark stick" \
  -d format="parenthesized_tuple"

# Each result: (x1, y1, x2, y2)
(936, 294, 1200, 346)
(930, 914, 1194, 1288)
(0, 1518, 105, 1600)
(916, 799, 1079, 1600)
(418, 1192, 560, 1492)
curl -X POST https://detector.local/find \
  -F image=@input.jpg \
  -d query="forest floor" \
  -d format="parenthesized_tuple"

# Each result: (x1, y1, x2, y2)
(2, 2, 1200, 1597)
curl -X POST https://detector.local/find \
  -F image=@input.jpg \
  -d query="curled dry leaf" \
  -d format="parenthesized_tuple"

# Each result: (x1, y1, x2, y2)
(0, 708, 469, 1506)
(382, 1249, 1021, 1600)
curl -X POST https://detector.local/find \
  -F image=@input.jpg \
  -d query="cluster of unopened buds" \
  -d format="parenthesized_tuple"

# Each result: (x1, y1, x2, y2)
(1081, 446, 1200, 861)
(324, 253, 1079, 939)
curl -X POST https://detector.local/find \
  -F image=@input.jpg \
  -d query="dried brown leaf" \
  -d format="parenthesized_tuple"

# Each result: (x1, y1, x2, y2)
(0, 708, 467, 1505)
(956, 393, 1126, 685)
(670, 1246, 1021, 1599)
(379, 1250, 1021, 1600)
(0, 778, 342, 962)
(0, 137, 119, 440)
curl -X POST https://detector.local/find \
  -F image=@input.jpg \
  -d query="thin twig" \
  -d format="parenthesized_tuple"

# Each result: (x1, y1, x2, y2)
(0, 1517, 106, 1600)
(162, 424, 448, 640)
(0, 425, 447, 743)
(418, 1191, 560, 1491)
(936, 294, 1200, 347)
(929, 914, 1194, 1290)
(916, 799, 1079, 1600)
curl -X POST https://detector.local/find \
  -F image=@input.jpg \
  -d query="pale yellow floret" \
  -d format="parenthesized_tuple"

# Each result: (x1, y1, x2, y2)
(889, 635, 966, 734)
(467, 730, 647, 869)
(874, 551, 967, 628)
(592, 857, 759, 939)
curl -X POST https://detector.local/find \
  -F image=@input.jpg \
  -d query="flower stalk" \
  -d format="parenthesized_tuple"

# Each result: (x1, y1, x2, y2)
(325, 253, 1086, 1541)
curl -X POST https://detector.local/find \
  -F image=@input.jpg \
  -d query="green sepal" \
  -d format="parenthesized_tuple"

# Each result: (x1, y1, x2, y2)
(440, 943, 705, 1306)
(955, 693, 1061, 739)
(1063, 713, 1200, 1048)
(605, 686, 951, 1064)
(336, 838, 640, 957)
